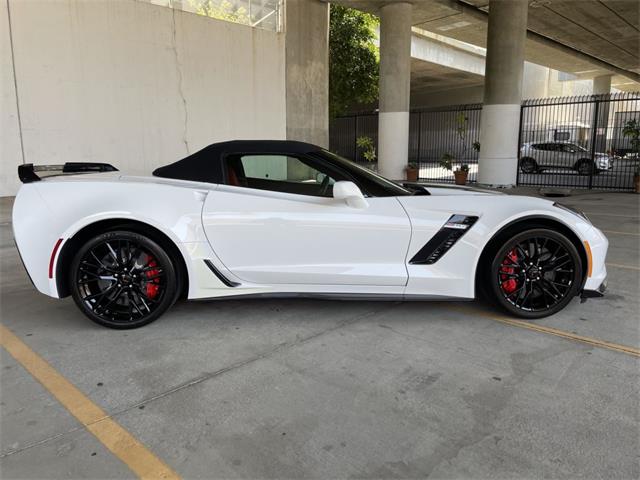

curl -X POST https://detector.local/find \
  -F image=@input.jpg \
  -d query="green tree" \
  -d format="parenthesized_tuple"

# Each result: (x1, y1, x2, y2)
(622, 119, 640, 154)
(188, 0, 250, 24)
(329, 5, 379, 117)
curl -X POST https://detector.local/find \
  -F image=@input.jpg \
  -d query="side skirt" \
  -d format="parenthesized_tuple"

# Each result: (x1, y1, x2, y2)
(191, 292, 474, 302)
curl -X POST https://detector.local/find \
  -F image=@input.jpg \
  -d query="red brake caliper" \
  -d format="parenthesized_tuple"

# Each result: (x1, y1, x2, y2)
(500, 249, 519, 294)
(145, 258, 160, 299)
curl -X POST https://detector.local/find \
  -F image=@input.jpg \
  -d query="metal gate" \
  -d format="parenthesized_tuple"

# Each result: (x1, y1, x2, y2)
(330, 104, 482, 183)
(329, 92, 640, 190)
(517, 93, 639, 191)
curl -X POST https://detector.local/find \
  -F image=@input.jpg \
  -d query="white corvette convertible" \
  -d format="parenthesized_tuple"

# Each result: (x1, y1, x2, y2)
(13, 140, 608, 329)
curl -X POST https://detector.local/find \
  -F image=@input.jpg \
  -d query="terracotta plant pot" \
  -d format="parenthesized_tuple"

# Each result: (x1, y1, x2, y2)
(454, 170, 468, 185)
(406, 167, 419, 182)
(634, 174, 640, 194)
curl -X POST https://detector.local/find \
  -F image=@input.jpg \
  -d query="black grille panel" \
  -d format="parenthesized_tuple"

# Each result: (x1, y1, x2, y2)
(409, 215, 478, 265)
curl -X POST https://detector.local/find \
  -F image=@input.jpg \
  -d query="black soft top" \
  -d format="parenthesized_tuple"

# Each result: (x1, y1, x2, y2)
(153, 140, 322, 183)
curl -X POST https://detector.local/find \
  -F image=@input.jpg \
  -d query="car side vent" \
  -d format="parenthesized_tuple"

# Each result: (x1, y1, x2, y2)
(203, 260, 240, 287)
(409, 215, 478, 265)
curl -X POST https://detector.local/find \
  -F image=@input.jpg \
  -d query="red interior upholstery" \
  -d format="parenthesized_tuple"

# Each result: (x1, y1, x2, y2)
(228, 168, 240, 186)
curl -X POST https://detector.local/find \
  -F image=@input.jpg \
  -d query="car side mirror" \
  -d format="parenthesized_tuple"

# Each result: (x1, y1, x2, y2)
(333, 181, 368, 209)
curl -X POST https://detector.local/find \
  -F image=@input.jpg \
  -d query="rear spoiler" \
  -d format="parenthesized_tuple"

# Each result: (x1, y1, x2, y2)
(18, 162, 118, 183)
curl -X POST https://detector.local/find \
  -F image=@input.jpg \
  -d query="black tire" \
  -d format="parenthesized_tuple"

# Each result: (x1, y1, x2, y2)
(576, 159, 595, 175)
(519, 157, 538, 174)
(486, 228, 582, 319)
(70, 231, 177, 329)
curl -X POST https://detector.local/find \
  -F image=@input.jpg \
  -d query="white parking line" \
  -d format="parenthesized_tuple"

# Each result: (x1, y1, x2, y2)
(606, 262, 640, 271)
(602, 230, 640, 236)
(585, 212, 640, 218)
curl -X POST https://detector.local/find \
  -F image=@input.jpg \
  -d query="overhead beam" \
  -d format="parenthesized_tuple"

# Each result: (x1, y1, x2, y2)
(450, 0, 640, 84)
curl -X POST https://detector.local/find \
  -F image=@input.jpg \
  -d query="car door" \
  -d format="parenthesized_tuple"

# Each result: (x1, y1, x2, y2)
(534, 143, 551, 168)
(542, 143, 555, 168)
(201, 153, 411, 287)
(556, 143, 573, 169)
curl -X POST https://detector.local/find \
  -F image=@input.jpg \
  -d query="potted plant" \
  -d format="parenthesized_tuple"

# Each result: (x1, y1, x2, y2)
(622, 119, 640, 194)
(440, 153, 469, 185)
(437, 114, 480, 186)
(405, 161, 419, 182)
(356, 136, 377, 170)
(455, 164, 470, 185)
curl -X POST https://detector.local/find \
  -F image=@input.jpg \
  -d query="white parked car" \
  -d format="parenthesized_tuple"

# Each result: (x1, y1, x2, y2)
(519, 141, 613, 174)
(13, 141, 608, 328)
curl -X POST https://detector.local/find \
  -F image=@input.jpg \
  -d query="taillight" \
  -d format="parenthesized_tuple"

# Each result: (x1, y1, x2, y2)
(48, 239, 63, 279)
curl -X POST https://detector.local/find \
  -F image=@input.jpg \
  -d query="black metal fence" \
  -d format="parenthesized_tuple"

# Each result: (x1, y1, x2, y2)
(517, 93, 639, 191)
(330, 104, 482, 183)
(329, 92, 640, 190)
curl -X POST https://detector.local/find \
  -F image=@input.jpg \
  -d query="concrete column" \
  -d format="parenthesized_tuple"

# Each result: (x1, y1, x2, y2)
(378, 1, 412, 180)
(477, 0, 528, 187)
(593, 74, 612, 153)
(285, 0, 329, 147)
(593, 74, 612, 94)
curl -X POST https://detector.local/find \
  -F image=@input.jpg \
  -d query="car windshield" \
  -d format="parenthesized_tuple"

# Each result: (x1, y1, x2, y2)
(568, 144, 587, 152)
(317, 150, 414, 197)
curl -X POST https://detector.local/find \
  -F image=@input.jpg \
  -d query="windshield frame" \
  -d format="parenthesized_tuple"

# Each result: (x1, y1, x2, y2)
(312, 150, 413, 197)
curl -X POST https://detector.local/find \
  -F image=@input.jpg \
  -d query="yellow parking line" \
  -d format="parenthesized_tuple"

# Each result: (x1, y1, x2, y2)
(606, 262, 640, 271)
(0, 324, 180, 480)
(449, 306, 640, 358)
(601, 230, 640, 236)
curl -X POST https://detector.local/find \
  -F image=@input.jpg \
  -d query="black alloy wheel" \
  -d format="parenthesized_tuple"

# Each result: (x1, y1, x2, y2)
(71, 231, 177, 328)
(519, 158, 538, 174)
(576, 159, 595, 175)
(488, 229, 582, 319)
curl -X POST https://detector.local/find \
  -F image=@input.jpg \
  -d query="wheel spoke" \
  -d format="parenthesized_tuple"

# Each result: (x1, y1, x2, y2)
(105, 242, 120, 266)
(516, 244, 529, 262)
(547, 258, 571, 271)
(96, 287, 125, 313)
(543, 279, 564, 297)
(138, 295, 151, 313)
(537, 281, 554, 308)
(79, 268, 111, 279)
(142, 273, 165, 282)
(129, 293, 146, 316)
(128, 245, 142, 268)
(506, 284, 526, 298)
(138, 265, 164, 274)
(89, 252, 113, 272)
(134, 286, 162, 304)
(83, 283, 117, 302)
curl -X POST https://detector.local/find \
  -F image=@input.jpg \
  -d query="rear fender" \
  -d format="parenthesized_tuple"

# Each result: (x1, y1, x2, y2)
(12, 180, 214, 298)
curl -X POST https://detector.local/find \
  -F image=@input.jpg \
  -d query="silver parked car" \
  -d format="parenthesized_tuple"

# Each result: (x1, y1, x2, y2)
(519, 142, 613, 174)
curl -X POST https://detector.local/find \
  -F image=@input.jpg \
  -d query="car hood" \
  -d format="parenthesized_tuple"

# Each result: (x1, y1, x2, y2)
(406, 183, 504, 196)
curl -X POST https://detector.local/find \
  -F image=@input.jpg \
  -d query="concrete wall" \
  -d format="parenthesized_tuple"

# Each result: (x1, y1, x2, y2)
(285, 0, 329, 147)
(1, 0, 22, 196)
(1, 0, 286, 197)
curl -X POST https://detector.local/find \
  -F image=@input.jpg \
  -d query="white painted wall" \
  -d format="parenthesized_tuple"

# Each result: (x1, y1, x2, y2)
(1, 0, 22, 196)
(1, 0, 286, 197)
